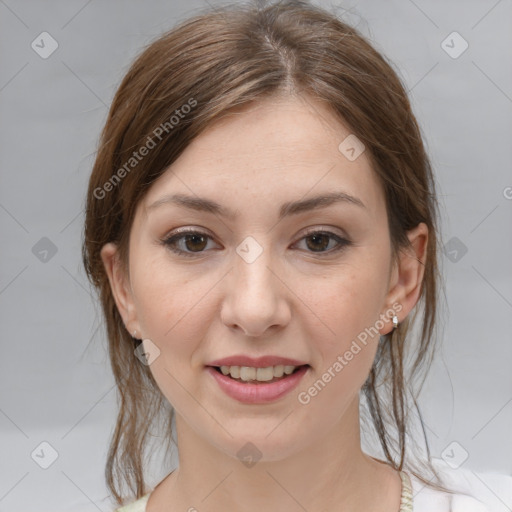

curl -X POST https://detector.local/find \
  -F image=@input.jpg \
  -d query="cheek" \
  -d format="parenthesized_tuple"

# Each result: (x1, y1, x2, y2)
(130, 257, 212, 408)
(130, 254, 207, 354)
(301, 265, 386, 339)
(296, 257, 388, 389)
(295, 276, 381, 414)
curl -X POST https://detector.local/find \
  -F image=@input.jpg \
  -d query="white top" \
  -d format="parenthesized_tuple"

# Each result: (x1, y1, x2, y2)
(409, 472, 489, 511)
(409, 458, 511, 512)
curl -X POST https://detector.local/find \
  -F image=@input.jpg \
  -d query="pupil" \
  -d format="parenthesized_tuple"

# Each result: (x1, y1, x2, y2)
(185, 234, 207, 252)
(306, 234, 329, 252)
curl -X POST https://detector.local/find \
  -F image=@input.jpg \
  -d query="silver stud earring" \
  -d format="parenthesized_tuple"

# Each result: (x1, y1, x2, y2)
(392, 315, 399, 330)
(133, 330, 138, 339)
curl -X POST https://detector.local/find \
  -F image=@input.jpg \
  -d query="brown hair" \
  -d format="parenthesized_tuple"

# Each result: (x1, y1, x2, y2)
(82, 0, 457, 506)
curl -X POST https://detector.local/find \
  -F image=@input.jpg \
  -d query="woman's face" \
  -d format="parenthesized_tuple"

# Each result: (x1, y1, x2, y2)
(102, 94, 426, 462)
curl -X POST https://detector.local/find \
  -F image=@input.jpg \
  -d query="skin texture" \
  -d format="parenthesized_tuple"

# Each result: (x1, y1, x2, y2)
(101, 93, 428, 512)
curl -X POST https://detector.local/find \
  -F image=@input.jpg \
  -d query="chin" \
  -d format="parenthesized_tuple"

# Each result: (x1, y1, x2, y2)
(210, 430, 310, 465)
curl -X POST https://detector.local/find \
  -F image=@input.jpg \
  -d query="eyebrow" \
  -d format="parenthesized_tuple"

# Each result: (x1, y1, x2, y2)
(147, 191, 366, 221)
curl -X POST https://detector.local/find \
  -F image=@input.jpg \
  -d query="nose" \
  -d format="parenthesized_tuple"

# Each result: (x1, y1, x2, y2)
(220, 243, 291, 337)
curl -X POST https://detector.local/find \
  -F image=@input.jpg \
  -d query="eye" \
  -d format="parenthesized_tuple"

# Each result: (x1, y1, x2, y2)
(293, 229, 352, 254)
(162, 229, 218, 257)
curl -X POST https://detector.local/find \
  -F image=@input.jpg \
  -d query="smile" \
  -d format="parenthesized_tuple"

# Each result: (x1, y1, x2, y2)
(206, 364, 310, 404)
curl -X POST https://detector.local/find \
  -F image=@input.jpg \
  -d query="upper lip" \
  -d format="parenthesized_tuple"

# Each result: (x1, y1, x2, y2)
(207, 355, 309, 368)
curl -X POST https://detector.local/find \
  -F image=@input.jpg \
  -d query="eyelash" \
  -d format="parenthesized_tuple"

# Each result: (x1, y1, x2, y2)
(161, 228, 352, 258)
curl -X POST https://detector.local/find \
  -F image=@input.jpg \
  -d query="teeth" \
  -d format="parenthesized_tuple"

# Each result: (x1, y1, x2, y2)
(219, 365, 299, 382)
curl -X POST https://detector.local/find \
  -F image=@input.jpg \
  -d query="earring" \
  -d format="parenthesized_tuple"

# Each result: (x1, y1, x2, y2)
(392, 315, 399, 330)
(132, 329, 138, 339)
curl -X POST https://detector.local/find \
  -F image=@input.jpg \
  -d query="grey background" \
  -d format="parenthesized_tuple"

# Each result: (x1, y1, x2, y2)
(0, 0, 511, 511)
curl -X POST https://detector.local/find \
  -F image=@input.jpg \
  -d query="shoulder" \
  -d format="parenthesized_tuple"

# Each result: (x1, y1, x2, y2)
(409, 458, 512, 512)
(410, 476, 489, 512)
(114, 493, 150, 512)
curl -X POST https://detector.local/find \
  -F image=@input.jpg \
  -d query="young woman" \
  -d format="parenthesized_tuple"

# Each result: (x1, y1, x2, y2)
(82, 1, 491, 510)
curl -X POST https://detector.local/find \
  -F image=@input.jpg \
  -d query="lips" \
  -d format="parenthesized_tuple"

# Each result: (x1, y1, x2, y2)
(206, 364, 309, 403)
(205, 354, 311, 403)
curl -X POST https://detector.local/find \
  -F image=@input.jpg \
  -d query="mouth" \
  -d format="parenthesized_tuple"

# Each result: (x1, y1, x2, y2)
(206, 364, 310, 404)
(209, 364, 310, 384)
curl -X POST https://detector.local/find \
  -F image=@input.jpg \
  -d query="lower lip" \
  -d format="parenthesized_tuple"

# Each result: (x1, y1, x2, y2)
(206, 365, 309, 404)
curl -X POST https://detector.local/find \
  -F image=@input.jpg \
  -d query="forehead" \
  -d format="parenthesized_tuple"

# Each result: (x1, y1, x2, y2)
(141, 94, 385, 220)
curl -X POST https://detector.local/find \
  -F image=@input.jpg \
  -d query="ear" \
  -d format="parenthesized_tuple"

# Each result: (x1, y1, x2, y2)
(100, 242, 140, 337)
(379, 222, 429, 335)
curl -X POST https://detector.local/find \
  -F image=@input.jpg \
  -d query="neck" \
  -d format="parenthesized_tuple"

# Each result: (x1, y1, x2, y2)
(151, 396, 402, 512)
